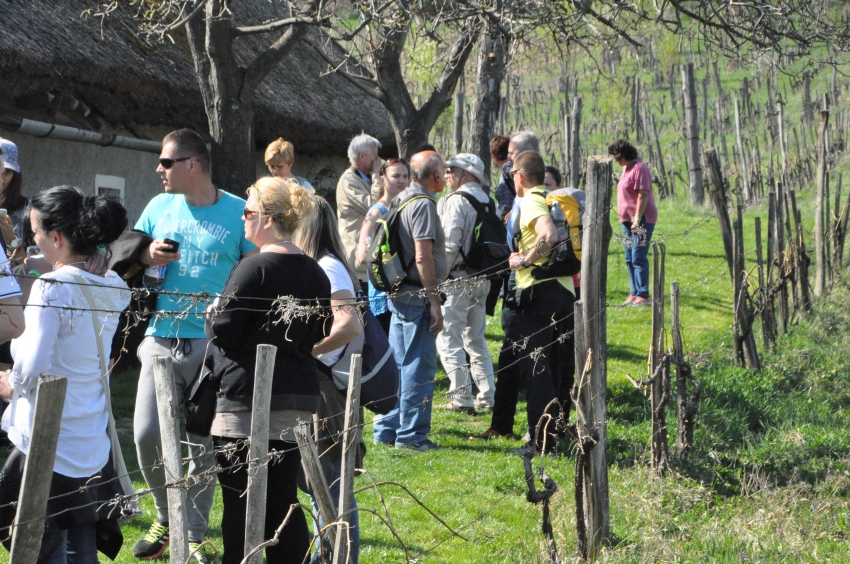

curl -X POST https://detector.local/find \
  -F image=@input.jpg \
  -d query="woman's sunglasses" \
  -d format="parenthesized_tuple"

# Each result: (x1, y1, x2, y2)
(159, 156, 193, 169)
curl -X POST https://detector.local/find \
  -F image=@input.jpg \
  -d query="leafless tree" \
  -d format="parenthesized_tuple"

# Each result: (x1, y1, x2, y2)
(99, 0, 329, 193)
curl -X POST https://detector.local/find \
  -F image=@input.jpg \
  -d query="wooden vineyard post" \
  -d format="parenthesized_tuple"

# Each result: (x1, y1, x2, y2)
(572, 300, 590, 559)
(570, 97, 582, 188)
(755, 218, 777, 353)
(244, 345, 277, 564)
(772, 189, 790, 333)
(579, 156, 613, 557)
(790, 191, 813, 313)
(671, 283, 699, 455)
(295, 423, 338, 551)
(682, 62, 704, 206)
(704, 149, 734, 278)
(9, 375, 67, 564)
(333, 354, 363, 564)
(815, 110, 830, 297)
(152, 356, 189, 564)
(650, 242, 669, 476)
(734, 98, 752, 202)
(732, 218, 761, 370)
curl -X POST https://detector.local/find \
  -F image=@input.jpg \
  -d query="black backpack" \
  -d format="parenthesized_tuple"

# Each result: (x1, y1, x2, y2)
(451, 191, 510, 280)
(366, 195, 430, 292)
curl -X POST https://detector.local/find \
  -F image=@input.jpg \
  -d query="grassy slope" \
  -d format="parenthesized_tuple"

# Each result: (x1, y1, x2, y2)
(86, 186, 849, 564)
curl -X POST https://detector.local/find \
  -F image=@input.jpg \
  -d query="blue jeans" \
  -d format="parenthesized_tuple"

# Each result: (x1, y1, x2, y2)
(42, 521, 99, 564)
(310, 460, 360, 564)
(372, 300, 437, 446)
(622, 222, 655, 298)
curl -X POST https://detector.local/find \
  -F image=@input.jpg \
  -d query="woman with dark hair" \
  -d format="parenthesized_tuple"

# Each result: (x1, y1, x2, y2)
(297, 195, 365, 562)
(205, 176, 330, 564)
(608, 139, 658, 306)
(355, 158, 409, 334)
(0, 139, 30, 247)
(0, 186, 130, 562)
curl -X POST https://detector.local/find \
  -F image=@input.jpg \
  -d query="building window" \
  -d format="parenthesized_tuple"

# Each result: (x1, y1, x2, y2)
(95, 174, 125, 202)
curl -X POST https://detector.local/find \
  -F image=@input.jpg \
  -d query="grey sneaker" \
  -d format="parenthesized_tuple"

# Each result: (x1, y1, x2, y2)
(395, 439, 439, 452)
(474, 399, 493, 412)
(441, 401, 477, 416)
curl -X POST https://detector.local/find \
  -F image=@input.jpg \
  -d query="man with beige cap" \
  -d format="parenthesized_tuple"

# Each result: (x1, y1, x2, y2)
(436, 153, 496, 415)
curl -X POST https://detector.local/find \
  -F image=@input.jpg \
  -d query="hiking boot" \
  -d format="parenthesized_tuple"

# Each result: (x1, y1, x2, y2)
(134, 521, 169, 560)
(632, 296, 651, 306)
(440, 401, 477, 415)
(188, 542, 209, 564)
(395, 439, 439, 452)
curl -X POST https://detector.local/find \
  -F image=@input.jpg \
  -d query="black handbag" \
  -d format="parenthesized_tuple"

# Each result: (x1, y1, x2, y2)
(184, 363, 220, 437)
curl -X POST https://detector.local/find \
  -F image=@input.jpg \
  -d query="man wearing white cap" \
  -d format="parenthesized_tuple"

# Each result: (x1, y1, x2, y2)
(436, 153, 496, 414)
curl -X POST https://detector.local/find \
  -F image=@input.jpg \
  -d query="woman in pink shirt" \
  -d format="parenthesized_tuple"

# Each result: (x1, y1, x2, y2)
(609, 139, 657, 306)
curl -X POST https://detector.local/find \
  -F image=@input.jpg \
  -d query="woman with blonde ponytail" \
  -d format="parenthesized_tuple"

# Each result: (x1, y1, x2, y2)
(204, 176, 331, 563)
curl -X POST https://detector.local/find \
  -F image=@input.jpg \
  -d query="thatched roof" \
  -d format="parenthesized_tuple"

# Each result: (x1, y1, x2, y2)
(0, 0, 395, 155)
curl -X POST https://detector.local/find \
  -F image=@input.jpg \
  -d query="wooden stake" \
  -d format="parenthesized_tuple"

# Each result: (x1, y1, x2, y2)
(650, 243, 668, 476)
(333, 354, 363, 564)
(244, 345, 277, 564)
(815, 110, 830, 297)
(9, 375, 67, 564)
(152, 356, 189, 564)
(580, 156, 613, 556)
(704, 149, 734, 278)
(682, 62, 704, 206)
(294, 423, 337, 549)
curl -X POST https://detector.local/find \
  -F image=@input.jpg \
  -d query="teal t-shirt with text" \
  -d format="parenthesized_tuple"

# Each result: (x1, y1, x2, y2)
(135, 192, 256, 338)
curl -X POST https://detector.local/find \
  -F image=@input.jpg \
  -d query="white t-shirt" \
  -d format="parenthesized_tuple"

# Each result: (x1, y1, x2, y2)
(2, 268, 130, 477)
(315, 254, 356, 367)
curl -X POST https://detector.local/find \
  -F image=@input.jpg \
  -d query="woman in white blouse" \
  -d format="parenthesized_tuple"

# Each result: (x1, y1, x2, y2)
(0, 186, 130, 562)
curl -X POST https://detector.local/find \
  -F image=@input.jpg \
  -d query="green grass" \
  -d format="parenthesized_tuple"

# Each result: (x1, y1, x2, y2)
(5, 186, 837, 564)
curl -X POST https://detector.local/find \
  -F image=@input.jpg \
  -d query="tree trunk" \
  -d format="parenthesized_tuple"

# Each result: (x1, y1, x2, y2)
(185, 0, 311, 194)
(470, 26, 508, 180)
(373, 18, 479, 159)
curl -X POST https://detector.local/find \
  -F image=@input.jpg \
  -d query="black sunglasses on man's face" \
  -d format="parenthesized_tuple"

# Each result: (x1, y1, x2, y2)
(159, 156, 193, 169)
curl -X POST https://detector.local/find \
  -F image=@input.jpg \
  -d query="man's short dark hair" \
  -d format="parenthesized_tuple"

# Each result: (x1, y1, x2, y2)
(163, 129, 211, 172)
(411, 154, 443, 182)
(490, 135, 509, 161)
(513, 151, 545, 186)
(412, 143, 437, 155)
(544, 165, 562, 187)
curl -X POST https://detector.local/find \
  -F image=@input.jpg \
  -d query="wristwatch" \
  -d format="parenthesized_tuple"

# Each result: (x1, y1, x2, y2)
(8, 238, 19, 250)
(518, 255, 526, 267)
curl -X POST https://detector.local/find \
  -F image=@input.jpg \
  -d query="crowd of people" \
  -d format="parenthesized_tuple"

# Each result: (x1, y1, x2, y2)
(0, 127, 657, 563)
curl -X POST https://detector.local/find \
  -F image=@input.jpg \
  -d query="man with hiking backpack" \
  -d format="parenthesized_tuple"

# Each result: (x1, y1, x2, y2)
(499, 150, 576, 455)
(371, 150, 448, 452)
(435, 153, 503, 415)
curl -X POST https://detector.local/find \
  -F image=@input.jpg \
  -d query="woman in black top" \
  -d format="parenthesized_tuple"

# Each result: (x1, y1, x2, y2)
(205, 176, 330, 564)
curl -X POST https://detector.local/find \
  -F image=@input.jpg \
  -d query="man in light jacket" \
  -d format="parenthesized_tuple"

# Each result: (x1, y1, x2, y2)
(436, 153, 497, 415)
(336, 133, 383, 292)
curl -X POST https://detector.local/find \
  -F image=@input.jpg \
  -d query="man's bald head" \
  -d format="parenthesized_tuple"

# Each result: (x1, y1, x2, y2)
(410, 150, 445, 195)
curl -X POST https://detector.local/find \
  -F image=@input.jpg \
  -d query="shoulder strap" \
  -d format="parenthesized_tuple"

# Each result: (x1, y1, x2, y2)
(70, 271, 141, 517)
(453, 191, 489, 215)
(71, 272, 109, 385)
(395, 194, 431, 214)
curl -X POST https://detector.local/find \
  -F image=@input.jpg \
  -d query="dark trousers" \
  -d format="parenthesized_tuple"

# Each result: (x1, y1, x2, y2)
(214, 437, 309, 564)
(490, 280, 570, 450)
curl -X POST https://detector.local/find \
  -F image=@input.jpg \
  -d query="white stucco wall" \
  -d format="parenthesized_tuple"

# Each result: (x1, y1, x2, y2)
(4, 130, 349, 227)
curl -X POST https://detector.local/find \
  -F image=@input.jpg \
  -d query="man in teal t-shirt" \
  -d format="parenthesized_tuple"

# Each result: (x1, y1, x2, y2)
(131, 129, 256, 560)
